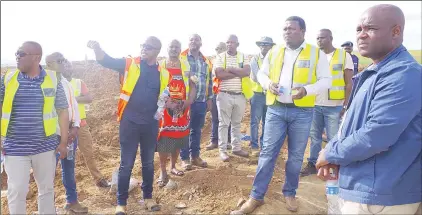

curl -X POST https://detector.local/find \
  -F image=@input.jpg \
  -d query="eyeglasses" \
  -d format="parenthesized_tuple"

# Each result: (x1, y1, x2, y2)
(15, 51, 39, 58)
(141, 44, 159, 51)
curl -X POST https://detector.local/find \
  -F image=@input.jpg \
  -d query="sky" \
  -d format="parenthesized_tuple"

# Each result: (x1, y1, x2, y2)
(1, 1, 421, 65)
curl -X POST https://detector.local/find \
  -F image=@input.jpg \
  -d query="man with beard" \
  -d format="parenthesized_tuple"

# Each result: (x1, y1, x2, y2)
(249, 37, 275, 157)
(87, 37, 165, 214)
(179, 34, 213, 170)
(231, 16, 331, 213)
(316, 4, 421, 214)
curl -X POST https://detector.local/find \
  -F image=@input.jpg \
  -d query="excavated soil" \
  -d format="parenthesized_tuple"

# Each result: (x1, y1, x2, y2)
(0, 61, 333, 215)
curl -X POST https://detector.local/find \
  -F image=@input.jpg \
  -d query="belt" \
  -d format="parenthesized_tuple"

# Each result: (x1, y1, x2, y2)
(220, 90, 242, 95)
(274, 100, 297, 108)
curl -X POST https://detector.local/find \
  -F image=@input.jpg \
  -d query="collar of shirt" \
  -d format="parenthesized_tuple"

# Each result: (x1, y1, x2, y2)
(285, 41, 307, 51)
(188, 50, 205, 61)
(365, 45, 406, 73)
(19, 65, 46, 80)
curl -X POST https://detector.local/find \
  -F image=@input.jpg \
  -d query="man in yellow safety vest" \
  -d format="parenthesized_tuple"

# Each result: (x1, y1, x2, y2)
(232, 16, 332, 214)
(249, 37, 275, 157)
(300, 28, 354, 177)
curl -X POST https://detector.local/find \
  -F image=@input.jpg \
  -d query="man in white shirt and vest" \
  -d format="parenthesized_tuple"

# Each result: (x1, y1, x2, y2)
(213, 35, 254, 162)
(249, 37, 275, 157)
(45, 52, 89, 213)
(231, 16, 331, 214)
(300, 29, 354, 177)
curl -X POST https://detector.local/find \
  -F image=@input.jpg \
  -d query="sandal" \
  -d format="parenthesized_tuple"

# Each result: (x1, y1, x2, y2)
(156, 175, 169, 188)
(170, 168, 184, 176)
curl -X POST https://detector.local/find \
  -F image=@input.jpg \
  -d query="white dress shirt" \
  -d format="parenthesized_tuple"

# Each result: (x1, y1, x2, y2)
(257, 41, 332, 104)
(56, 76, 80, 135)
(315, 50, 354, 107)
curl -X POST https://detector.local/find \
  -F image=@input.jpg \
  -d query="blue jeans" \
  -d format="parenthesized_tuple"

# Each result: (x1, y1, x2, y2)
(250, 104, 314, 199)
(308, 105, 342, 165)
(117, 118, 158, 206)
(181, 101, 206, 160)
(250, 92, 267, 149)
(56, 137, 78, 204)
(211, 96, 231, 144)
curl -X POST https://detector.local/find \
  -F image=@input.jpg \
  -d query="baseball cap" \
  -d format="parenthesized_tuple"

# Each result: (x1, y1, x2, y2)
(341, 41, 354, 47)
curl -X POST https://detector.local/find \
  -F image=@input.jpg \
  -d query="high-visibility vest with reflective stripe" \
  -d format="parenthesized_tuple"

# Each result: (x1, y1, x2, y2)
(159, 59, 190, 98)
(328, 49, 346, 100)
(70, 78, 87, 119)
(251, 54, 264, 93)
(179, 49, 213, 98)
(212, 52, 254, 99)
(266, 43, 319, 107)
(117, 56, 169, 122)
(1, 69, 58, 137)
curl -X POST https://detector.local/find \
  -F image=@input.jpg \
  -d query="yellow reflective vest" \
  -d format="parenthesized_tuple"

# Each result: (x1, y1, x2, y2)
(117, 56, 169, 122)
(70, 78, 87, 119)
(1, 69, 58, 137)
(251, 54, 264, 93)
(328, 49, 346, 100)
(266, 43, 319, 107)
(221, 52, 254, 99)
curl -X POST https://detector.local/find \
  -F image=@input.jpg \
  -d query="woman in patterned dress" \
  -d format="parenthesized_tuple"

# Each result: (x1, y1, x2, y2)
(156, 40, 196, 187)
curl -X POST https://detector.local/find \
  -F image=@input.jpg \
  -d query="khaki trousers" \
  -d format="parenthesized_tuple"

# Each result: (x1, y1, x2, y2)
(78, 124, 104, 182)
(4, 150, 56, 215)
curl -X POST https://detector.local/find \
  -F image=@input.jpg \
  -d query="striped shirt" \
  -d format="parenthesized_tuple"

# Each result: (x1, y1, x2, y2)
(214, 51, 250, 93)
(186, 52, 213, 101)
(0, 67, 68, 156)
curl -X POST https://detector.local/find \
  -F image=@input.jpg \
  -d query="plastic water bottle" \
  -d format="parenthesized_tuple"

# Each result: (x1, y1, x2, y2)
(67, 143, 74, 160)
(326, 170, 341, 214)
(154, 87, 170, 120)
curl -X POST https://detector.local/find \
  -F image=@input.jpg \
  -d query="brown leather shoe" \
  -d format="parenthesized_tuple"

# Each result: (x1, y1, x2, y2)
(205, 142, 218, 150)
(220, 152, 230, 162)
(191, 157, 208, 168)
(282, 196, 298, 212)
(65, 202, 88, 213)
(115, 205, 126, 215)
(251, 149, 260, 157)
(232, 149, 249, 158)
(230, 198, 263, 214)
(181, 160, 193, 171)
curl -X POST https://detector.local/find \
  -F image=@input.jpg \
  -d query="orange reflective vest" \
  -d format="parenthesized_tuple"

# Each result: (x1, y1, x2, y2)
(117, 56, 169, 121)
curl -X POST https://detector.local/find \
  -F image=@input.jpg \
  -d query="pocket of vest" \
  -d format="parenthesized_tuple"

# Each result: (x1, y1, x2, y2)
(333, 64, 343, 71)
(297, 60, 310, 68)
(43, 88, 56, 97)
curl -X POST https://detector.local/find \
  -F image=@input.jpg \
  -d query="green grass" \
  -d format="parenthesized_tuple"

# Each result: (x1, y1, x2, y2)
(353, 50, 422, 66)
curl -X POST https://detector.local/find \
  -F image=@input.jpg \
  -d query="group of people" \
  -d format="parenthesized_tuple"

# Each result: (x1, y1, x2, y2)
(1, 3, 421, 215)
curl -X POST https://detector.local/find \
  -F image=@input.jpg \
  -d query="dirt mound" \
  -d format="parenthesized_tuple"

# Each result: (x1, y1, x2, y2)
(1, 61, 328, 215)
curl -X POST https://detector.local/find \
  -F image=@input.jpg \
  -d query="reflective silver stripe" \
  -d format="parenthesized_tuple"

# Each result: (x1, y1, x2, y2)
(292, 83, 307, 88)
(4, 70, 18, 87)
(330, 86, 345, 91)
(271, 47, 281, 65)
(308, 45, 317, 84)
(45, 70, 58, 89)
(338, 49, 345, 66)
(43, 111, 57, 120)
(1, 113, 11, 120)
(237, 52, 244, 64)
(120, 93, 130, 101)
(332, 74, 344, 79)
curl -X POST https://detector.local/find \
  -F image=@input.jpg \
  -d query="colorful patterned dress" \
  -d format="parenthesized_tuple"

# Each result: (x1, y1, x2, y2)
(156, 68, 190, 153)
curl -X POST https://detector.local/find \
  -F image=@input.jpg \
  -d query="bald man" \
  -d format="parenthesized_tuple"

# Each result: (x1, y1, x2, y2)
(316, 4, 421, 214)
(300, 29, 354, 177)
(87, 37, 162, 213)
(1, 42, 69, 214)
(213, 35, 253, 161)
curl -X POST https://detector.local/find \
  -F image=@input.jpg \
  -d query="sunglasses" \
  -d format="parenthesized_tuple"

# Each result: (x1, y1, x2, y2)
(141, 44, 159, 51)
(15, 51, 39, 58)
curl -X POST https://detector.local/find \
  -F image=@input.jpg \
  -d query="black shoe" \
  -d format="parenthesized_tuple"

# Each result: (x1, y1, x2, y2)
(300, 162, 317, 177)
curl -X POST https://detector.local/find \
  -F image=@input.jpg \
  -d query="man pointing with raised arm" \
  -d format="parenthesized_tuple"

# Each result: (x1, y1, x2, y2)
(87, 37, 165, 214)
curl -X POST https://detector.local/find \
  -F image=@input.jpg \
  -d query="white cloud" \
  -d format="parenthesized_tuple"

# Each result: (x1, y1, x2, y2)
(1, 1, 420, 65)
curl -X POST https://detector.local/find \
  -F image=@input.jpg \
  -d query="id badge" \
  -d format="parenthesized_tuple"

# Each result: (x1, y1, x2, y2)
(43, 88, 56, 97)
(332, 64, 343, 71)
(297, 60, 310, 68)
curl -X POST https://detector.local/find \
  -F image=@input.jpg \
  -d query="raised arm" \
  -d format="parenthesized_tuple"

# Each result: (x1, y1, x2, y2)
(87, 40, 126, 74)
